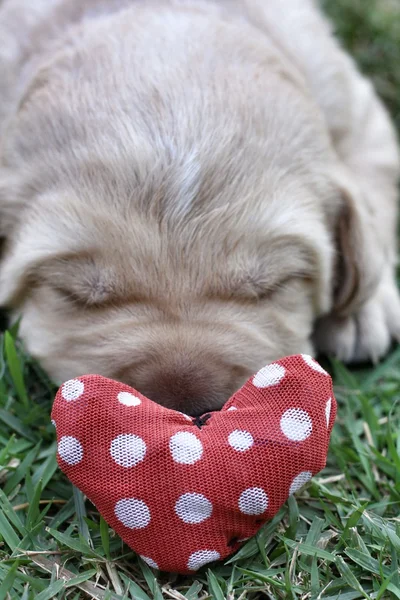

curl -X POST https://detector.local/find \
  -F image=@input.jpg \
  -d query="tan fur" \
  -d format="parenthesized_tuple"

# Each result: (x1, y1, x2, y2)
(0, 0, 399, 414)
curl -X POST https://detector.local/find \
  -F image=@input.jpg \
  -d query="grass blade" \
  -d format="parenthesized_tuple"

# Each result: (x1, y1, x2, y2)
(4, 332, 29, 409)
(0, 562, 19, 600)
(207, 570, 225, 600)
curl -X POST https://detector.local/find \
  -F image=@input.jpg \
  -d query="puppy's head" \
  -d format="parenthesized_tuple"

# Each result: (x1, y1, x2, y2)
(0, 9, 370, 414)
(0, 165, 337, 416)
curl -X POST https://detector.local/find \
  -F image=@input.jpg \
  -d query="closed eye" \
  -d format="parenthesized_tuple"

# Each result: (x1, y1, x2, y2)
(255, 273, 313, 300)
(52, 282, 147, 309)
(214, 271, 313, 303)
(39, 256, 120, 308)
(205, 235, 319, 303)
(53, 285, 91, 307)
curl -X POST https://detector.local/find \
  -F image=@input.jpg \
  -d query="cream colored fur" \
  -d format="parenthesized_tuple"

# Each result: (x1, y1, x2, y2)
(0, 0, 399, 414)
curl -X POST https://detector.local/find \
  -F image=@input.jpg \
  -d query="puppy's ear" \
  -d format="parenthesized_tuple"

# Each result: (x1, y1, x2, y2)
(0, 239, 52, 308)
(332, 170, 383, 317)
(0, 202, 87, 308)
(0, 175, 28, 303)
(0, 172, 29, 238)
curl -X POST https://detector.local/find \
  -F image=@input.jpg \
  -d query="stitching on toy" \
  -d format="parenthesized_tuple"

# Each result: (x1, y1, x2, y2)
(193, 413, 212, 429)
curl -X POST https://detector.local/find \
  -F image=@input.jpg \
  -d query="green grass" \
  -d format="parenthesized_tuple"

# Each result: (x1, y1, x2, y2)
(1, 1, 400, 598)
(2, 338, 400, 599)
(322, 0, 400, 130)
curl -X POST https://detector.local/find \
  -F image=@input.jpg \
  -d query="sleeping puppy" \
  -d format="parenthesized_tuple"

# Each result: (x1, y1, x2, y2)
(0, 0, 399, 415)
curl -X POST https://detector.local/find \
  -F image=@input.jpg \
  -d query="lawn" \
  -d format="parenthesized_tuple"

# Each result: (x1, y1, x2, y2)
(1, 1, 400, 598)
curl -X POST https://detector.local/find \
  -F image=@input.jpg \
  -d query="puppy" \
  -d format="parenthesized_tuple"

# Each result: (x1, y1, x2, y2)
(0, 0, 399, 415)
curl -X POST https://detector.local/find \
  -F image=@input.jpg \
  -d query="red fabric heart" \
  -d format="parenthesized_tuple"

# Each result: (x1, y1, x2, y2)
(51, 354, 336, 574)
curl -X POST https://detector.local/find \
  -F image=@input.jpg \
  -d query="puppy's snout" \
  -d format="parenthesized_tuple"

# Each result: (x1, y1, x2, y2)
(135, 358, 244, 417)
(138, 369, 224, 416)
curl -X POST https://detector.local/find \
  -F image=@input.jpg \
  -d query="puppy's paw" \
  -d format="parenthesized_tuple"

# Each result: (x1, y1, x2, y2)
(313, 270, 400, 364)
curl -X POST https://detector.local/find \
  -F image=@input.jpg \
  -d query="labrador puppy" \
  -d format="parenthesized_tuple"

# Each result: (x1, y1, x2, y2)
(0, 0, 399, 415)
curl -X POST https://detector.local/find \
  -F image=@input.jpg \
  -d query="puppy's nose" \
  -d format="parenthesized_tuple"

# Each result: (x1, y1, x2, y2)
(137, 367, 228, 417)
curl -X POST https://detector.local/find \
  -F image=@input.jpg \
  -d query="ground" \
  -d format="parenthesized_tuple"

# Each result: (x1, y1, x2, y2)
(0, 1, 400, 598)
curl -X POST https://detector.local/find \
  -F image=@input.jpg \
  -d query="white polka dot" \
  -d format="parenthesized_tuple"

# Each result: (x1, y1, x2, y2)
(238, 487, 268, 515)
(110, 434, 146, 468)
(187, 550, 221, 571)
(253, 363, 286, 388)
(178, 412, 193, 421)
(302, 354, 328, 376)
(289, 471, 313, 495)
(227, 406, 237, 411)
(58, 436, 83, 465)
(51, 419, 56, 428)
(61, 379, 84, 401)
(140, 556, 159, 569)
(115, 498, 150, 529)
(175, 493, 213, 524)
(169, 431, 203, 465)
(228, 430, 254, 452)
(325, 398, 332, 427)
(118, 391, 141, 407)
(280, 408, 312, 442)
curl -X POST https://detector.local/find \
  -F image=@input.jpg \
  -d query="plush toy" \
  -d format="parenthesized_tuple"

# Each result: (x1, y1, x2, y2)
(51, 354, 336, 574)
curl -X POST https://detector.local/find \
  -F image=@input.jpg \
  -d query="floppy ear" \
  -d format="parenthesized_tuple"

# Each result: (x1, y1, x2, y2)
(0, 196, 90, 308)
(0, 172, 30, 303)
(0, 172, 27, 240)
(332, 169, 384, 317)
(0, 235, 59, 308)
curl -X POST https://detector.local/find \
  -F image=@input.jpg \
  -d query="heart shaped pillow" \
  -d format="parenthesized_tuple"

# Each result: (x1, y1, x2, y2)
(51, 354, 336, 574)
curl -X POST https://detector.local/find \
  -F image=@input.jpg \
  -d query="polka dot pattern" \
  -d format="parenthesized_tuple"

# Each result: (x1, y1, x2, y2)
(110, 434, 146, 468)
(175, 492, 213, 524)
(169, 431, 203, 465)
(280, 408, 313, 442)
(289, 471, 313, 495)
(325, 398, 332, 427)
(302, 354, 329, 376)
(228, 430, 254, 452)
(58, 436, 83, 465)
(118, 391, 141, 407)
(253, 363, 286, 388)
(115, 498, 151, 529)
(61, 379, 84, 401)
(178, 412, 193, 421)
(140, 556, 159, 569)
(52, 354, 336, 574)
(187, 550, 221, 571)
(238, 487, 269, 515)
